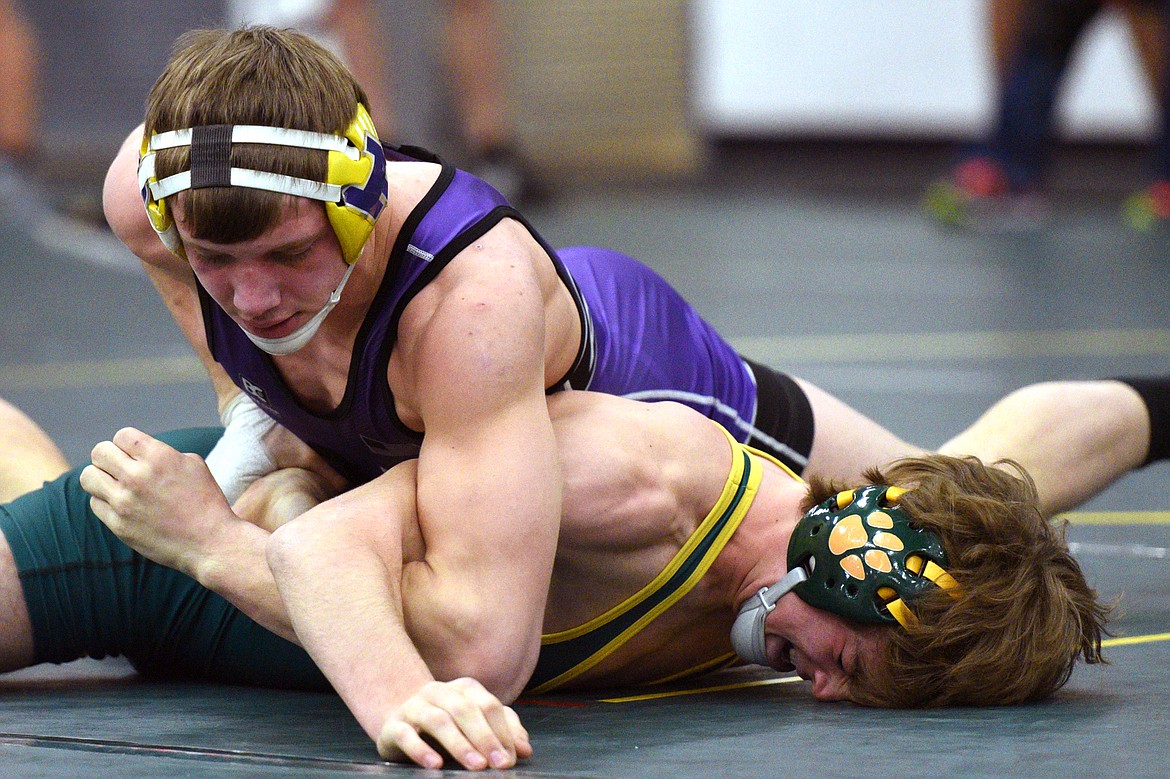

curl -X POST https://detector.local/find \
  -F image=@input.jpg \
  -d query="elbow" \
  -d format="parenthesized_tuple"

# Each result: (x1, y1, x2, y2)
(266, 514, 331, 582)
(456, 641, 539, 705)
(420, 603, 541, 704)
(102, 124, 159, 257)
(468, 633, 540, 704)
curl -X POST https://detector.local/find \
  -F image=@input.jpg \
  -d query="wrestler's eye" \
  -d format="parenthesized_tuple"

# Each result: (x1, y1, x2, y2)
(272, 243, 316, 264)
(188, 248, 232, 268)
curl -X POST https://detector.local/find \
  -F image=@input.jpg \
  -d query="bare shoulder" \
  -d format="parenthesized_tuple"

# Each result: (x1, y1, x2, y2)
(102, 125, 173, 269)
(396, 218, 548, 363)
(551, 394, 723, 456)
(386, 160, 442, 197)
(552, 394, 732, 510)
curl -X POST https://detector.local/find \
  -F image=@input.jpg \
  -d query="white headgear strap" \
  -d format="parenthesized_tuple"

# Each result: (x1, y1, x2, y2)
(141, 125, 357, 205)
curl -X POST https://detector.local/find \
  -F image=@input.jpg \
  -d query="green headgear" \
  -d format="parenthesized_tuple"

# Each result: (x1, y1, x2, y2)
(787, 485, 959, 627)
(730, 483, 962, 665)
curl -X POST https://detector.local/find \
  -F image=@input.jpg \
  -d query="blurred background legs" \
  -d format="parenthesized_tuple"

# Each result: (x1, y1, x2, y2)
(926, 0, 1170, 232)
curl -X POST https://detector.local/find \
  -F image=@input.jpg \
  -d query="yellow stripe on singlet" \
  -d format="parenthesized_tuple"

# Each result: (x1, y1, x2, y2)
(528, 428, 764, 694)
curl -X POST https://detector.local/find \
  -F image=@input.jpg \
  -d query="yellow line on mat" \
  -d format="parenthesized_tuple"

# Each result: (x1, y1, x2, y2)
(599, 632, 1170, 702)
(1062, 512, 1170, 525)
(599, 676, 802, 703)
(0, 356, 206, 391)
(1102, 632, 1170, 648)
(5, 327, 1169, 392)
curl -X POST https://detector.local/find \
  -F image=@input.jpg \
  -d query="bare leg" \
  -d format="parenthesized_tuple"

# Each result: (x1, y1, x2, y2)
(0, 533, 35, 671)
(0, 395, 57, 671)
(939, 380, 1150, 516)
(0, 397, 69, 503)
(327, 0, 397, 137)
(443, 0, 510, 153)
(795, 377, 927, 482)
(989, 0, 1030, 81)
(1119, 0, 1167, 95)
(0, 0, 38, 160)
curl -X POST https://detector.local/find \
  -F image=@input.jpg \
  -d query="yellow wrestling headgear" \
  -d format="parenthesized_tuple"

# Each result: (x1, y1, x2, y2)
(137, 104, 388, 265)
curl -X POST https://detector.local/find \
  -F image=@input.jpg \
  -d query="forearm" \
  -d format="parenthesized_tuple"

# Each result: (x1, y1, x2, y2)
(939, 380, 1150, 515)
(399, 557, 541, 705)
(267, 509, 432, 741)
(193, 517, 298, 642)
(194, 466, 339, 639)
(410, 402, 560, 700)
(140, 257, 240, 410)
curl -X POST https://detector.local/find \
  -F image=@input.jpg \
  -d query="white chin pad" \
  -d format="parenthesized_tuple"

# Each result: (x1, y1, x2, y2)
(244, 262, 356, 355)
(729, 566, 810, 666)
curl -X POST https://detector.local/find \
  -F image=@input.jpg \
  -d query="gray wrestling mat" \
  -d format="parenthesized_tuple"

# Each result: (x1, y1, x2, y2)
(1, 141, 1167, 777)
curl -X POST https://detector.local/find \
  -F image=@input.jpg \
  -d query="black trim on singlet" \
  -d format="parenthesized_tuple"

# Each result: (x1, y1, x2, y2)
(740, 357, 814, 475)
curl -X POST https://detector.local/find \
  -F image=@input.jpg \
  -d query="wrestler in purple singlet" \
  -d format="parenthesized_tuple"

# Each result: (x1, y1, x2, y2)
(199, 145, 811, 486)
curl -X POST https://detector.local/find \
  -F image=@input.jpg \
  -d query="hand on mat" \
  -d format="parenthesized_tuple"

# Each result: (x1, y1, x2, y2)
(81, 427, 239, 577)
(376, 677, 532, 771)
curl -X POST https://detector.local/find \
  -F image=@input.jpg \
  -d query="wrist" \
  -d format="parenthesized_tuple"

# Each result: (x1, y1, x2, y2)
(190, 513, 267, 592)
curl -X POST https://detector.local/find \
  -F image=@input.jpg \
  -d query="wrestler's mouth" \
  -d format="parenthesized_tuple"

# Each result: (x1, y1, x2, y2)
(771, 639, 795, 673)
(242, 314, 298, 338)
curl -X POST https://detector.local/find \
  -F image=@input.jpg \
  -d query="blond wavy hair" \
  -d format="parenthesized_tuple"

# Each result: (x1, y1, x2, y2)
(803, 454, 1109, 707)
(144, 26, 369, 244)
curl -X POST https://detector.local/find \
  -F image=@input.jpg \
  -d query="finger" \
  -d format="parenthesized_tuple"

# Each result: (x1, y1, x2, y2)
(79, 463, 123, 507)
(78, 463, 104, 496)
(416, 683, 511, 770)
(377, 720, 445, 771)
(503, 705, 532, 759)
(88, 441, 126, 475)
(395, 691, 490, 771)
(111, 427, 152, 458)
(456, 681, 520, 766)
(86, 495, 119, 534)
(415, 711, 491, 771)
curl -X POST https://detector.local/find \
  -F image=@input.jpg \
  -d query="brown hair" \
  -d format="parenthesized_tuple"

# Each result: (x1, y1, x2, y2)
(144, 26, 370, 244)
(803, 454, 1109, 707)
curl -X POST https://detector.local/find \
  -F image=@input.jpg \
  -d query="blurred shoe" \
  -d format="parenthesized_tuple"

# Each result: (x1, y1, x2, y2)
(924, 156, 1048, 232)
(1120, 180, 1170, 232)
(467, 145, 551, 210)
(34, 210, 140, 273)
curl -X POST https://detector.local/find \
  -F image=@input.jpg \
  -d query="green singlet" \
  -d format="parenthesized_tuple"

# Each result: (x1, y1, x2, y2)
(0, 428, 329, 690)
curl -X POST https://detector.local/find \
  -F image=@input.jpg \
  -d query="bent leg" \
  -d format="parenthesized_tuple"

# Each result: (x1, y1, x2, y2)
(0, 398, 69, 503)
(795, 377, 926, 482)
(0, 525, 34, 671)
(939, 380, 1151, 515)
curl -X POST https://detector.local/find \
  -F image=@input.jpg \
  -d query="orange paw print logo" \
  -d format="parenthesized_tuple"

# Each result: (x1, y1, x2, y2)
(827, 487, 908, 583)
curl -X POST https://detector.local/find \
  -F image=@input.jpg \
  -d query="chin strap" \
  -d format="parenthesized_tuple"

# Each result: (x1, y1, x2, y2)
(243, 261, 357, 355)
(729, 566, 809, 666)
